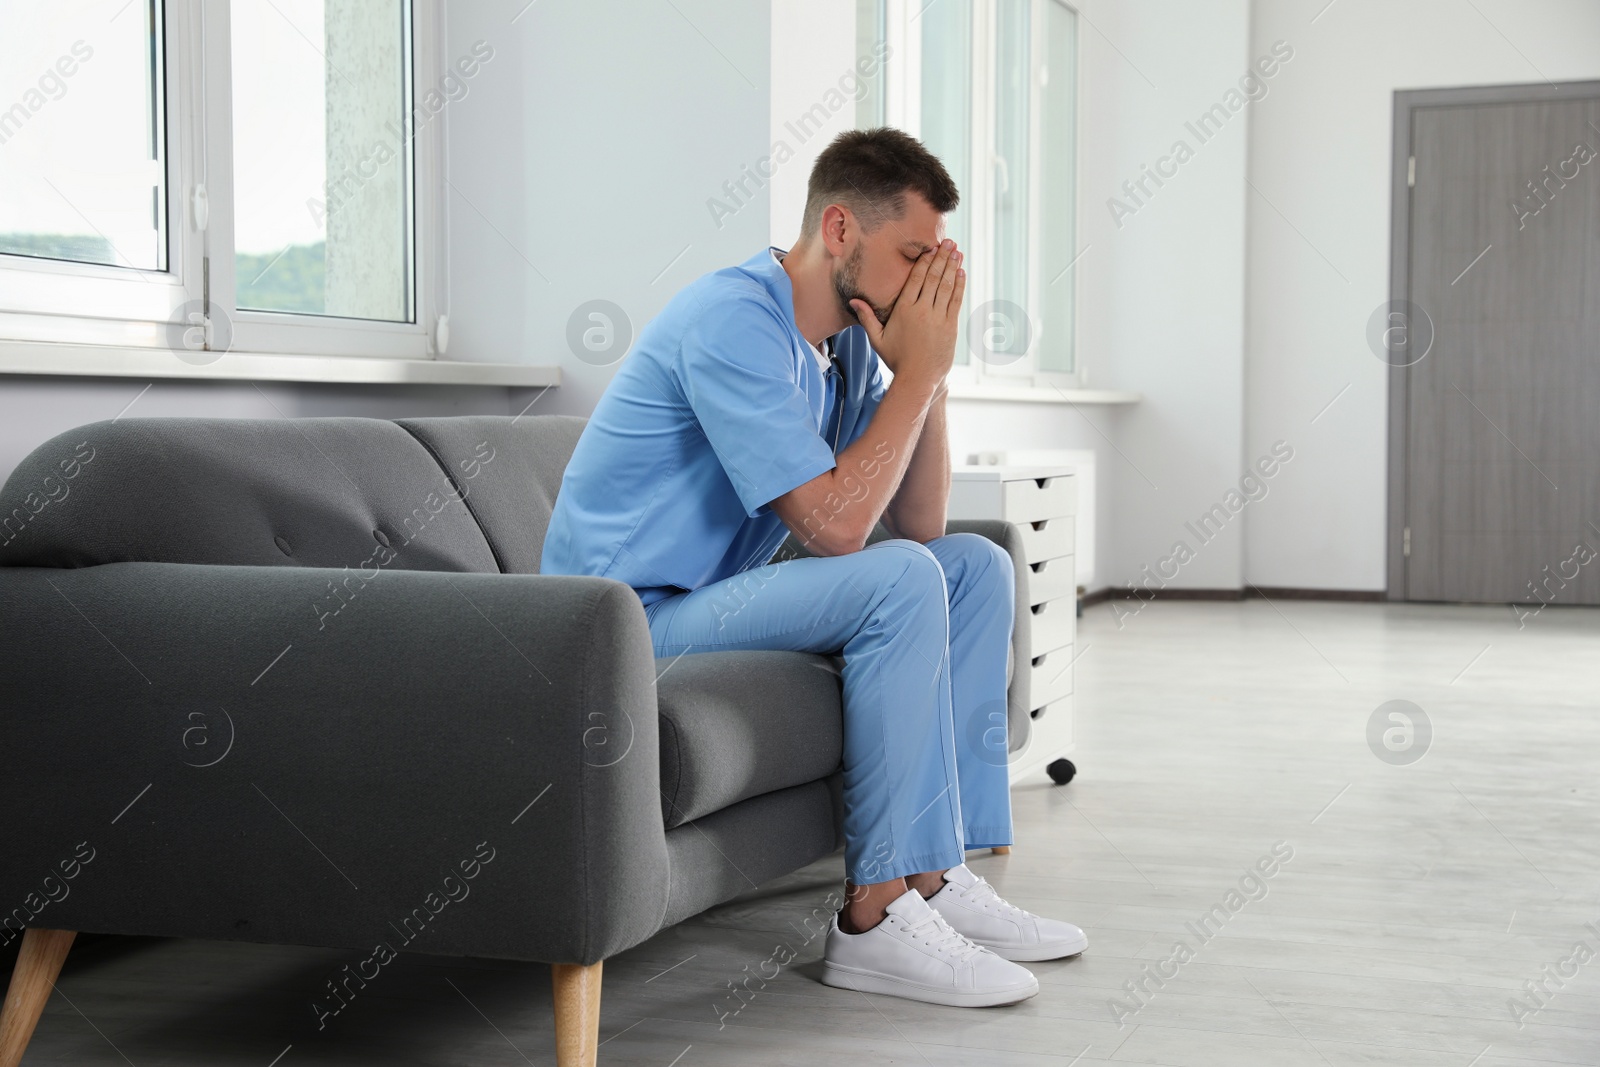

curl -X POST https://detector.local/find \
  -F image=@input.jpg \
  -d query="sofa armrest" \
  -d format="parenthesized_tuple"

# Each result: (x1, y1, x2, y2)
(777, 518, 1033, 755)
(0, 562, 667, 966)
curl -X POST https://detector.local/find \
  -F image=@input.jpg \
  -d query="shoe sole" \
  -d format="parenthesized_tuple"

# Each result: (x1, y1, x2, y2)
(976, 935, 1089, 962)
(819, 961, 1039, 1007)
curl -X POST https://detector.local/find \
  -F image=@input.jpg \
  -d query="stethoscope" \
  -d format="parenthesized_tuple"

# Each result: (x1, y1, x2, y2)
(825, 338, 846, 454)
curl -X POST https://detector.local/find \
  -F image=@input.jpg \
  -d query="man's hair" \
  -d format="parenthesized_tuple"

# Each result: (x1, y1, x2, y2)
(799, 127, 959, 240)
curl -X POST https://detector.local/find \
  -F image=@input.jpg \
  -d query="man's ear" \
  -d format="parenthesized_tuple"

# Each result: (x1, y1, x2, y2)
(820, 203, 852, 258)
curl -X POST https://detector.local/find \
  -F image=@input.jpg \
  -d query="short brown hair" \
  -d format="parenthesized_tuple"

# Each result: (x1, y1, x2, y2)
(799, 127, 959, 239)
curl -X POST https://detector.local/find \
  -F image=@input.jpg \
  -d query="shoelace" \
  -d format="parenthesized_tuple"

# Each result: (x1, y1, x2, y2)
(958, 875, 1032, 919)
(903, 907, 987, 962)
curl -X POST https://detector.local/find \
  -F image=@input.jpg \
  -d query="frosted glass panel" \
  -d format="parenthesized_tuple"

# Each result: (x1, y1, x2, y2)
(920, 0, 972, 364)
(992, 0, 1030, 337)
(1039, 0, 1076, 373)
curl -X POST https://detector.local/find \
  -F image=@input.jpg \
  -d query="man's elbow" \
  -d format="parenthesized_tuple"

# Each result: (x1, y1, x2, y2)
(908, 515, 940, 543)
(895, 520, 946, 544)
(880, 507, 942, 546)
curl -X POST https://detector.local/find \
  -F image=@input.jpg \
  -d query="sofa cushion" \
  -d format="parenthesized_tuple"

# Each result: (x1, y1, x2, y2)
(654, 648, 844, 828)
(0, 417, 499, 573)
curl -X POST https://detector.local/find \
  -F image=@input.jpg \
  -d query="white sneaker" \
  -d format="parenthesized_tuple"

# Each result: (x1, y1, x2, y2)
(926, 863, 1088, 962)
(819, 887, 1039, 1007)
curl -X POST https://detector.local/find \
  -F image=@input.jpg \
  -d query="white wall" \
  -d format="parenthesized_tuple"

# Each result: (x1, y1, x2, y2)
(1074, 0, 1253, 593)
(768, 0, 859, 246)
(1244, 0, 1600, 590)
(445, 0, 772, 418)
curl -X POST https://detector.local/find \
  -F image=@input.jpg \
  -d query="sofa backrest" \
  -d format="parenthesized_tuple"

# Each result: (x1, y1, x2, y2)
(0, 414, 587, 575)
(396, 414, 586, 573)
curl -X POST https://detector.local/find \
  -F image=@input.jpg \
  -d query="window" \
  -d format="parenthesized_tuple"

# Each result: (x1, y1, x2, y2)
(0, 1, 167, 272)
(0, 0, 445, 363)
(231, 0, 414, 322)
(917, 0, 973, 364)
(855, 0, 888, 128)
(1036, 0, 1077, 376)
(878, 0, 1079, 385)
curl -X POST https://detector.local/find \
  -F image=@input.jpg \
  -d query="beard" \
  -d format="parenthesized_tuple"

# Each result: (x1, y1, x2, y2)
(833, 244, 893, 328)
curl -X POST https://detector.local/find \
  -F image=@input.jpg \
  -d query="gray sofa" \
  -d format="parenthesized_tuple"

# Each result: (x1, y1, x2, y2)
(0, 414, 1032, 1067)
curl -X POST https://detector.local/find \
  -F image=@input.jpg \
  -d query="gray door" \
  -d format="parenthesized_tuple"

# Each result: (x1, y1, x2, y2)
(1402, 92, 1600, 605)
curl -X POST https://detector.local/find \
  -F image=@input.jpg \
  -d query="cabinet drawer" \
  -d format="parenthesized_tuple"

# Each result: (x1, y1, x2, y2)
(1002, 474, 1076, 524)
(1029, 644, 1074, 707)
(1028, 595, 1075, 660)
(1017, 516, 1074, 565)
(1029, 695, 1072, 748)
(1027, 555, 1076, 606)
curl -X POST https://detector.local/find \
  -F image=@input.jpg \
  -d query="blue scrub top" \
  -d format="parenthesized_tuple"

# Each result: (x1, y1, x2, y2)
(540, 246, 891, 607)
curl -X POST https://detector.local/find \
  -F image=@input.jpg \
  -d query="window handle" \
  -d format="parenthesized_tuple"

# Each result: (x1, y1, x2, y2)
(191, 183, 209, 232)
(993, 154, 1011, 194)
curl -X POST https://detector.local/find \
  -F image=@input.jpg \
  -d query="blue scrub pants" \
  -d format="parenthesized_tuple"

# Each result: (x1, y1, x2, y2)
(642, 533, 1015, 885)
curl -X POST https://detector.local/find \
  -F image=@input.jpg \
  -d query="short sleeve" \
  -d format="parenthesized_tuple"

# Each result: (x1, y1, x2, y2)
(677, 297, 837, 518)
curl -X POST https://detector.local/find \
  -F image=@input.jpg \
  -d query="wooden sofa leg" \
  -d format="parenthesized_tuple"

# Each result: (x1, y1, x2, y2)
(991, 846, 1012, 854)
(0, 928, 76, 1067)
(551, 961, 602, 1067)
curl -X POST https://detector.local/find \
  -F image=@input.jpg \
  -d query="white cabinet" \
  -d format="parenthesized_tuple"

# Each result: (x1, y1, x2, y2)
(948, 465, 1078, 785)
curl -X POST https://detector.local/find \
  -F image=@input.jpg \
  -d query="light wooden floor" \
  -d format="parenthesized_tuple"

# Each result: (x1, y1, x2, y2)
(13, 600, 1600, 1066)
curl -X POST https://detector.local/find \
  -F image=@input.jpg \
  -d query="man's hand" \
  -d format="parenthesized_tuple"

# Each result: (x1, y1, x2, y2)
(769, 239, 962, 556)
(849, 239, 964, 394)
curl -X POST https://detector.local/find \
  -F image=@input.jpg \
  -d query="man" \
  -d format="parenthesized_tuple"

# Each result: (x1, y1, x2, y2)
(541, 128, 1086, 1007)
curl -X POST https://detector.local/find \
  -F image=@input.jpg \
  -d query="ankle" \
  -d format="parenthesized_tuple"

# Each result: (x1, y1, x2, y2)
(838, 907, 883, 935)
(906, 870, 949, 899)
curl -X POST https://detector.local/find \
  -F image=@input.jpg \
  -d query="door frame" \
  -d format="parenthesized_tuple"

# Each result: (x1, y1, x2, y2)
(1385, 79, 1600, 600)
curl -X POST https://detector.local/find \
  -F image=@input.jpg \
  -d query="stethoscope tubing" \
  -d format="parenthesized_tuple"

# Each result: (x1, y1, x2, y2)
(827, 345, 846, 454)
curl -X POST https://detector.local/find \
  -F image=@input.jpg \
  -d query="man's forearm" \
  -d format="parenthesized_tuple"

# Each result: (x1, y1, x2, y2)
(803, 373, 941, 554)
(884, 381, 950, 542)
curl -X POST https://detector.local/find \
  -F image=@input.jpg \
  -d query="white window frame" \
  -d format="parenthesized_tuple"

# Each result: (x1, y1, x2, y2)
(880, 0, 1082, 390)
(0, 0, 198, 348)
(0, 0, 447, 365)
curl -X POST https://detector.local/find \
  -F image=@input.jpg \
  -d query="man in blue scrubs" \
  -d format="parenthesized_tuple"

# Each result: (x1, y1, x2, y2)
(542, 128, 1085, 1007)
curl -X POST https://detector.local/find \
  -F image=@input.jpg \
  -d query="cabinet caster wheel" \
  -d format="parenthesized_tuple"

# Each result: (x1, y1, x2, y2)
(1047, 758, 1076, 785)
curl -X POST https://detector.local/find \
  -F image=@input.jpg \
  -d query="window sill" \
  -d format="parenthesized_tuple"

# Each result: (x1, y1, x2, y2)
(0, 340, 560, 388)
(945, 382, 1141, 405)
